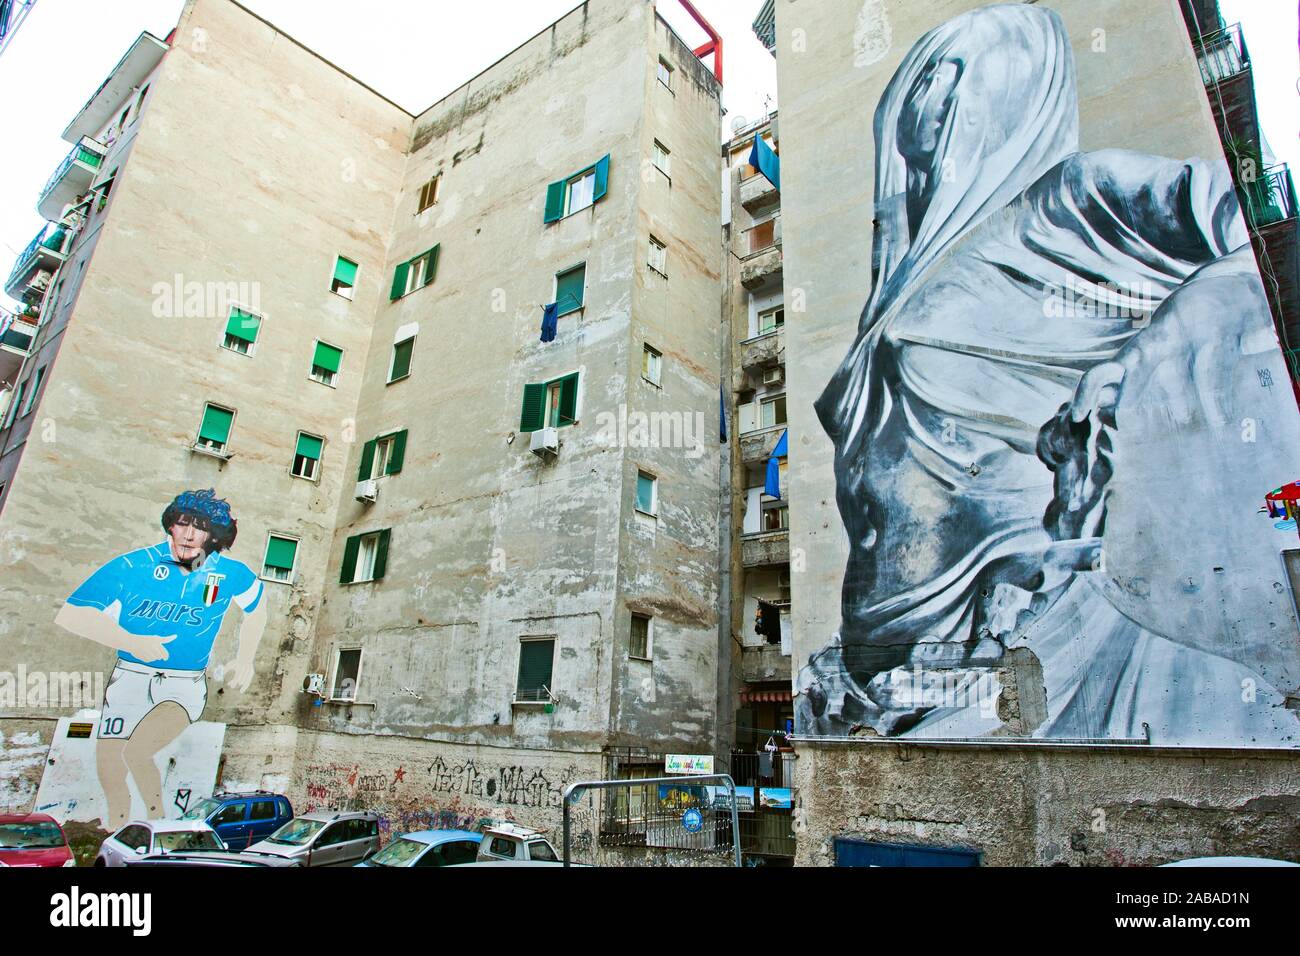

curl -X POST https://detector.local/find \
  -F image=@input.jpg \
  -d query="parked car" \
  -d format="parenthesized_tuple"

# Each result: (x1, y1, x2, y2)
(356, 830, 482, 868)
(94, 819, 225, 867)
(243, 811, 379, 867)
(1160, 857, 1300, 867)
(473, 823, 565, 864)
(0, 813, 76, 868)
(126, 850, 301, 868)
(180, 792, 293, 851)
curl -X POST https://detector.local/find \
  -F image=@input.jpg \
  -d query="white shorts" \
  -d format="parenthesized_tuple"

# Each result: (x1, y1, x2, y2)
(97, 660, 207, 739)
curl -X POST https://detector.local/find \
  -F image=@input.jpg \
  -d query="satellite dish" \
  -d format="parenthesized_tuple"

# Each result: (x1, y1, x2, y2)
(731, 116, 750, 135)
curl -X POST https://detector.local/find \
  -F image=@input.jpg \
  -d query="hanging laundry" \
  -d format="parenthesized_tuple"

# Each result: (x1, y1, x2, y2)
(539, 302, 559, 343)
(765, 429, 788, 499)
(748, 134, 781, 191)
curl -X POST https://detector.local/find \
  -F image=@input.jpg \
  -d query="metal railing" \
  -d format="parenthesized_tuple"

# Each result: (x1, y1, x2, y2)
(38, 137, 105, 206)
(1242, 164, 1297, 229)
(5, 225, 57, 290)
(1196, 22, 1249, 85)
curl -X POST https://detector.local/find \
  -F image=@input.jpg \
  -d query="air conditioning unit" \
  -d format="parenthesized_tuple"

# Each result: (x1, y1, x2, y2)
(302, 674, 326, 697)
(530, 427, 559, 460)
(762, 367, 785, 387)
(354, 478, 378, 503)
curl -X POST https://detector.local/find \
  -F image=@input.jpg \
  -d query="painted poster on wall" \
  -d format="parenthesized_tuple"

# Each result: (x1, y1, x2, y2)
(797, 3, 1300, 746)
(53, 489, 266, 827)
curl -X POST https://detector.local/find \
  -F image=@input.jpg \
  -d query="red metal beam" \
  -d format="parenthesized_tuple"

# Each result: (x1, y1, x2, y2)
(675, 0, 723, 85)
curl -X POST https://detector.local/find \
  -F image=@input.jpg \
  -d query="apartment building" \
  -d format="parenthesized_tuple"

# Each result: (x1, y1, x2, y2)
(762, 0, 1300, 865)
(0, 0, 726, 863)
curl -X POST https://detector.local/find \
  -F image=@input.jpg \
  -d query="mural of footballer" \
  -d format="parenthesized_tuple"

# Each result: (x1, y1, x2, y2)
(54, 489, 266, 827)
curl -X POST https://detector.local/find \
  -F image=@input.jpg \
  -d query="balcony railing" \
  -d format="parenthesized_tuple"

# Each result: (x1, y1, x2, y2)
(1196, 22, 1249, 85)
(1242, 164, 1297, 230)
(5, 225, 63, 292)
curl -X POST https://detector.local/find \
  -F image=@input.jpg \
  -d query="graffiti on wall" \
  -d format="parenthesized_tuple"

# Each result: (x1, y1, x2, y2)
(52, 489, 265, 826)
(798, 3, 1300, 745)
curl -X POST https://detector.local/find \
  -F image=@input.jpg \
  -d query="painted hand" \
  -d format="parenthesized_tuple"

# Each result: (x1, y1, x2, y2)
(126, 634, 175, 663)
(224, 659, 255, 694)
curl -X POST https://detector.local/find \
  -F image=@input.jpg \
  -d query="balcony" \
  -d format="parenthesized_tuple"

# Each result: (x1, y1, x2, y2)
(1246, 166, 1300, 360)
(0, 309, 38, 386)
(742, 642, 791, 684)
(742, 529, 790, 568)
(1196, 22, 1248, 85)
(739, 424, 785, 466)
(37, 137, 106, 220)
(741, 218, 783, 290)
(739, 170, 778, 214)
(740, 329, 784, 371)
(4, 226, 66, 302)
(63, 32, 168, 144)
(1242, 165, 1297, 231)
(1194, 22, 1260, 148)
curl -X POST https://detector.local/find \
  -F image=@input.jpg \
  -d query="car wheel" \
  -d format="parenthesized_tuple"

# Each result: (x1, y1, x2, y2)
(93, 859, 105, 867)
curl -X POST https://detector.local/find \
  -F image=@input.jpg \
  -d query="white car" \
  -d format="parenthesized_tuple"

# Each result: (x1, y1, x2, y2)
(94, 819, 225, 867)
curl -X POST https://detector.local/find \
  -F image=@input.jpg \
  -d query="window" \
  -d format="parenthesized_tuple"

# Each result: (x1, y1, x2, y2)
(389, 338, 414, 383)
(647, 236, 667, 276)
(212, 804, 245, 827)
(630, 613, 652, 660)
(4, 383, 25, 429)
(763, 505, 790, 532)
(118, 105, 132, 130)
(642, 345, 662, 387)
(134, 84, 150, 116)
(417, 175, 441, 213)
(196, 403, 234, 453)
(555, 263, 586, 316)
(21, 367, 45, 417)
(760, 395, 787, 429)
(653, 140, 671, 178)
(310, 341, 343, 386)
(331, 257, 358, 300)
(221, 307, 261, 354)
(389, 246, 440, 301)
(520, 372, 579, 432)
(340, 530, 390, 584)
(292, 432, 323, 481)
(515, 638, 555, 703)
(657, 57, 674, 90)
(528, 841, 559, 862)
(249, 800, 276, 822)
(635, 471, 658, 516)
(331, 647, 362, 700)
(262, 535, 299, 583)
(758, 306, 785, 335)
(358, 430, 408, 481)
(543, 155, 611, 224)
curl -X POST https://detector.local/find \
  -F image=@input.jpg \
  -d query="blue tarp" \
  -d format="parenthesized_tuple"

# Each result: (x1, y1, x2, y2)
(540, 302, 559, 343)
(748, 135, 781, 191)
(765, 429, 788, 499)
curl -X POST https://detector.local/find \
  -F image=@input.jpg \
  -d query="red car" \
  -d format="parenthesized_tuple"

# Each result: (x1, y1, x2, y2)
(0, 813, 76, 868)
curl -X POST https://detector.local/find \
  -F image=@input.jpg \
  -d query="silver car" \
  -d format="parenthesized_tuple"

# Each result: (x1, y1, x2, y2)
(242, 811, 379, 867)
(94, 819, 225, 867)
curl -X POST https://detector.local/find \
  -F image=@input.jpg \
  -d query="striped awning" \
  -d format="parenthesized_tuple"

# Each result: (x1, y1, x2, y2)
(741, 687, 792, 704)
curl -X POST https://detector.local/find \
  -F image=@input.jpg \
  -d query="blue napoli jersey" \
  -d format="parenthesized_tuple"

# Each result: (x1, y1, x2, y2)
(66, 542, 263, 671)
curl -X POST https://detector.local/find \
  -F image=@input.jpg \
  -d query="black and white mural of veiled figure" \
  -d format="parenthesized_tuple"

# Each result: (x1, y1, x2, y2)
(797, 3, 1300, 745)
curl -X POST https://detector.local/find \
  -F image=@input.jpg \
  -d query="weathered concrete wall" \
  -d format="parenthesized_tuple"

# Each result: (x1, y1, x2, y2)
(795, 742, 1300, 866)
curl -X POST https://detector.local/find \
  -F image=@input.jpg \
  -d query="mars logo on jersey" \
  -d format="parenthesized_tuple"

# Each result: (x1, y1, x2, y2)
(202, 574, 224, 606)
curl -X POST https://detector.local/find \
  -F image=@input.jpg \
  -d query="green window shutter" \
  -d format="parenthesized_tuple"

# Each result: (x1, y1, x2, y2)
(334, 257, 358, 285)
(555, 265, 585, 316)
(373, 529, 391, 581)
(340, 535, 360, 584)
(390, 339, 414, 381)
(518, 641, 554, 694)
(296, 433, 323, 460)
(225, 309, 260, 344)
(422, 245, 440, 287)
(358, 439, 377, 481)
(390, 261, 410, 300)
(592, 154, 610, 203)
(544, 179, 566, 223)
(199, 405, 233, 444)
(556, 373, 579, 426)
(264, 536, 298, 571)
(385, 430, 407, 475)
(313, 342, 342, 373)
(520, 383, 546, 432)
(77, 147, 103, 168)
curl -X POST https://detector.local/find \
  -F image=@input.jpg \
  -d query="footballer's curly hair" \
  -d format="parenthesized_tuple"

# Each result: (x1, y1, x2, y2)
(161, 489, 238, 554)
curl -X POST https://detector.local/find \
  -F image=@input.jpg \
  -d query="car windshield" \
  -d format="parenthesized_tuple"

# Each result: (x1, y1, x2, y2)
(180, 799, 222, 822)
(268, 818, 324, 845)
(154, 830, 223, 853)
(367, 837, 426, 867)
(0, 822, 64, 849)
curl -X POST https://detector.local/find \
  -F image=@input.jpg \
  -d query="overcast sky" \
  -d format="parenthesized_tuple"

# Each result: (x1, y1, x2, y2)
(1, 0, 1296, 312)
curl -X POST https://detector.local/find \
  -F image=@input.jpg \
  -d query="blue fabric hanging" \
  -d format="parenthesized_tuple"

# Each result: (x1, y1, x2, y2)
(540, 302, 559, 343)
(765, 429, 788, 499)
(748, 135, 781, 191)
(719, 387, 728, 443)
